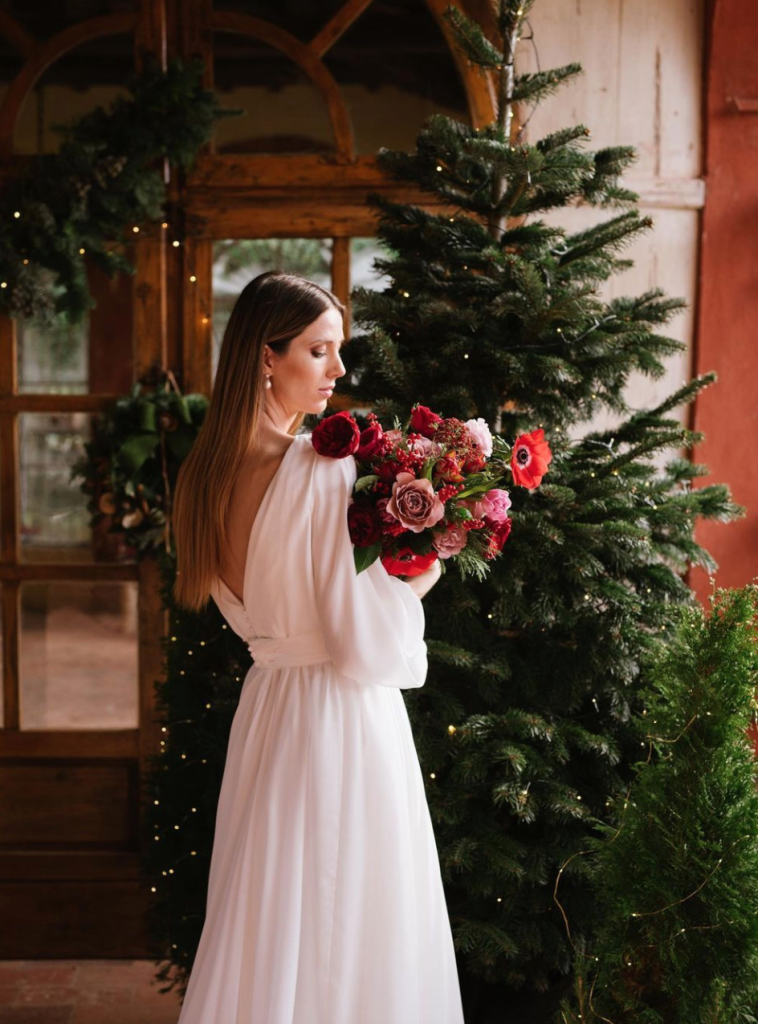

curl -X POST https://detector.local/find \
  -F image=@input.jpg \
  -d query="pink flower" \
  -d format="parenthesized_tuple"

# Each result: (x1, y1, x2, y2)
(460, 488, 511, 522)
(464, 417, 493, 457)
(431, 522, 469, 558)
(375, 497, 397, 524)
(386, 472, 446, 533)
(478, 488, 512, 523)
(407, 435, 444, 458)
(384, 429, 404, 444)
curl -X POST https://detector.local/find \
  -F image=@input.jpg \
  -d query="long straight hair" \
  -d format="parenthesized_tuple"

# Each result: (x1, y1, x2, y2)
(172, 270, 346, 612)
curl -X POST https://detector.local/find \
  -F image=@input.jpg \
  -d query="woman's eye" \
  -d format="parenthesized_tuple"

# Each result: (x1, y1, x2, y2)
(312, 351, 327, 358)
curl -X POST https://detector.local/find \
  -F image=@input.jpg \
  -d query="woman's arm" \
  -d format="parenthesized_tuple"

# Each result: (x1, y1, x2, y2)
(405, 559, 442, 600)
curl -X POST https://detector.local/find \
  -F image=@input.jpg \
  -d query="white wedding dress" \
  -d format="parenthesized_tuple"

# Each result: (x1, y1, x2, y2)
(176, 430, 465, 1024)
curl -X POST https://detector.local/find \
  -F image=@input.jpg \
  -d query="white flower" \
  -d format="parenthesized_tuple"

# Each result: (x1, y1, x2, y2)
(464, 417, 493, 457)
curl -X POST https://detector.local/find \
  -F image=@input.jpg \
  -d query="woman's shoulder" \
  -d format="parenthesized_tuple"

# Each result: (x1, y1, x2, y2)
(305, 438, 357, 498)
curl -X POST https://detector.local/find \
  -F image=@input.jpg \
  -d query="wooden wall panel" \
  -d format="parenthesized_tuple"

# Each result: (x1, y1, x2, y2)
(0, 763, 137, 845)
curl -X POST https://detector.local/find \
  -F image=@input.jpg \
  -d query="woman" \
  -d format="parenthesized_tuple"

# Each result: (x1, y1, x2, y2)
(172, 270, 463, 1023)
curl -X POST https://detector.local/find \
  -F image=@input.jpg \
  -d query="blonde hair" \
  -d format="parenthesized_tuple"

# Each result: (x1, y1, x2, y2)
(172, 270, 346, 612)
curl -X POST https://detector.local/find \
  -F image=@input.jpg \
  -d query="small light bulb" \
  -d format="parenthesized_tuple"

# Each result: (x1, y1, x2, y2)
(132, 226, 140, 233)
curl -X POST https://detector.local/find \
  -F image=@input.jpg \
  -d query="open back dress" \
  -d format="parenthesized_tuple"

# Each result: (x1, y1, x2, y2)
(176, 429, 465, 1024)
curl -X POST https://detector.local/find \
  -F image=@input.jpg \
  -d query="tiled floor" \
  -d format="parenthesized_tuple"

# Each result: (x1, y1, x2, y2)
(0, 961, 183, 1024)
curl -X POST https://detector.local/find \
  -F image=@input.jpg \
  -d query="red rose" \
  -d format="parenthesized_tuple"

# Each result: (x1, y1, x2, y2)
(511, 429, 552, 488)
(409, 404, 443, 439)
(356, 422, 384, 460)
(375, 459, 406, 482)
(312, 411, 361, 458)
(381, 545, 439, 577)
(487, 516, 512, 556)
(347, 502, 382, 547)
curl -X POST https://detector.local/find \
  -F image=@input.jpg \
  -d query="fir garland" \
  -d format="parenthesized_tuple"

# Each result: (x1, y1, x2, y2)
(71, 371, 208, 555)
(0, 56, 236, 325)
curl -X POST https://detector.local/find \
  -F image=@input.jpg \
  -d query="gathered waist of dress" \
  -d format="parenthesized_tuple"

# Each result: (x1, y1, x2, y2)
(246, 627, 332, 669)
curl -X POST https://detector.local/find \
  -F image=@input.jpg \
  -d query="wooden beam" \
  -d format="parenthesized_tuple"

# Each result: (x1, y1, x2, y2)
(0, 13, 139, 157)
(309, 0, 375, 58)
(211, 11, 355, 161)
(0, 563, 138, 582)
(0, 729, 139, 758)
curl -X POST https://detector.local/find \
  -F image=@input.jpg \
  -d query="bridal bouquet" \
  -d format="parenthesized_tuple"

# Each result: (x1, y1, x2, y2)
(312, 404, 552, 580)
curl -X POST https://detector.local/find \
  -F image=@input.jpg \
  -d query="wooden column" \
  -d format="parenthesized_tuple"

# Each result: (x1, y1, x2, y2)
(690, 0, 758, 600)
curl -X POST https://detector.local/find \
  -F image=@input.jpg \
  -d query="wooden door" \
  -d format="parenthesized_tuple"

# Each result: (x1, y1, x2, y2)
(0, 0, 489, 956)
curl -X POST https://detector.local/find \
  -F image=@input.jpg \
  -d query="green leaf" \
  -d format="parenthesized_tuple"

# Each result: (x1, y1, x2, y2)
(137, 400, 157, 432)
(354, 540, 382, 574)
(354, 474, 379, 493)
(119, 432, 158, 475)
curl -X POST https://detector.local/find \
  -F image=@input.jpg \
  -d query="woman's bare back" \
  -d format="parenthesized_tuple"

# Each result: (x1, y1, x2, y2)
(219, 436, 296, 603)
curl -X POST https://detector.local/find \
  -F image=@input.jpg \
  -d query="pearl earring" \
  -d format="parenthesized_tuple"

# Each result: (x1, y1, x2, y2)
(264, 374, 272, 389)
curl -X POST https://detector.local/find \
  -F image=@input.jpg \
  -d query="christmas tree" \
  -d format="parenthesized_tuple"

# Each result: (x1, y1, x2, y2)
(335, 0, 743, 1017)
(562, 584, 758, 1023)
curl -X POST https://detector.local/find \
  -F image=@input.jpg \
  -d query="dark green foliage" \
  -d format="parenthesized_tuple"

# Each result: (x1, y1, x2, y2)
(71, 377, 208, 554)
(338, 0, 744, 1006)
(0, 57, 235, 325)
(562, 585, 758, 1023)
(140, 551, 253, 997)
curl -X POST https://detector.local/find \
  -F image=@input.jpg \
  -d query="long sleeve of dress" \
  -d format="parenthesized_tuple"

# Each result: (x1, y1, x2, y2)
(310, 451, 428, 690)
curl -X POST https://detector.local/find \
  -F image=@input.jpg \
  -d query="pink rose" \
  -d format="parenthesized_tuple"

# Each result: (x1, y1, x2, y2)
(478, 488, 512, 523)
(384, 429, 404, 444)
(464, 417, 493, 457)
(431, 522, 469, 558)
(386, 472, 445, 532)
(408, 436, 444, 459)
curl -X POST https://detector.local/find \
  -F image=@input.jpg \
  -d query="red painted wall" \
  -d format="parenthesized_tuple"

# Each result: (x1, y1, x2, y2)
(690, 0, 758, 602)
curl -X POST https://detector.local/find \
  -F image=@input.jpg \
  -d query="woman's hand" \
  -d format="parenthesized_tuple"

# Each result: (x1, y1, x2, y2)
(405, 558, 442, 600)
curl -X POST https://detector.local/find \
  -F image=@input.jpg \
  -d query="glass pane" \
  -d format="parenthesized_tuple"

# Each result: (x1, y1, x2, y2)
(211, 237, 332, 378)
(19, 412, 132, 565)
(17, 316, 89, 395)
(14, 34, 134, 155)
(322, 0, 468, 153)
(17, 257, 134, 395)
(20, 580, 138, 730)
(20, 412, 91, 558)
(350, 237, 396, 292)
(214, 32, 333, 154)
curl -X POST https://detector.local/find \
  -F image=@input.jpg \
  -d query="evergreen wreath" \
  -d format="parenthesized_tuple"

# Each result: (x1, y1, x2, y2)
(0, 56, 236, 325)
(71, 370, 208, 556)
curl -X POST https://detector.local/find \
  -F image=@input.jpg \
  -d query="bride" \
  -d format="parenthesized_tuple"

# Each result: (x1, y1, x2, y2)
(171, 269, 462, 1023)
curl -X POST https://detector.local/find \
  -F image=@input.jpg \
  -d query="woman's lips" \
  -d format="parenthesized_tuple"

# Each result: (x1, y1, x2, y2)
(318, 387, 334, 395)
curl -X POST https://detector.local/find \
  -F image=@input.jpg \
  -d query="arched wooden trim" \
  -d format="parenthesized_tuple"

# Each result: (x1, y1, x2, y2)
(211, 11, 354, 162)
(0, 13, 139, 158)
(0, 12, 36, 59)
(309, 0, 375, 57)
(425, 0, 496, 127)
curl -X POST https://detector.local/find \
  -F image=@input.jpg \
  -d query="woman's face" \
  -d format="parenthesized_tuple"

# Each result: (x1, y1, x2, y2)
(263, 306, 347, 418)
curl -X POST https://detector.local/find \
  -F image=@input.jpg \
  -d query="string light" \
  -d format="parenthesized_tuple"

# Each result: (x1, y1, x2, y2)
(79, 248, 86, 255)
(162, 222, 168, 229)
(189, 275, 197, 282)
(172, 240, 181, 247)
(13, 211, 20, 218)
(132, 226, 140, 233)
